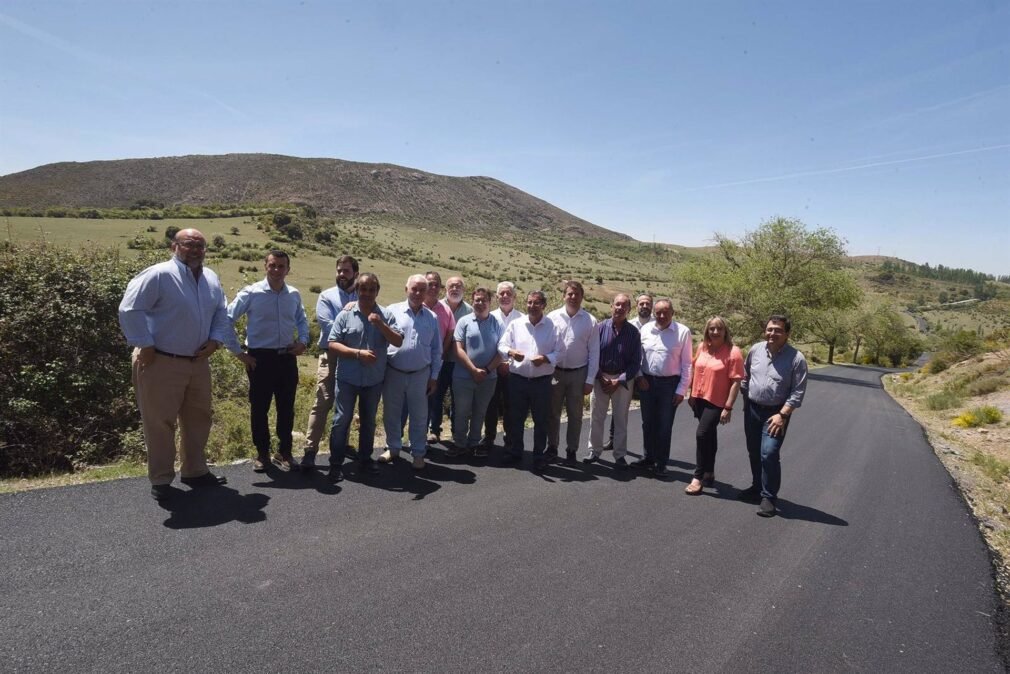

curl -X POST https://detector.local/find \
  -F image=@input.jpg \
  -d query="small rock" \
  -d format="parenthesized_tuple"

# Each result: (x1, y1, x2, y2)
(982, 520, 997, 531)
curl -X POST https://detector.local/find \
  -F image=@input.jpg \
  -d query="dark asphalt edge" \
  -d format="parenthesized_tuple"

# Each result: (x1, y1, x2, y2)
(878, 369, 1010, 669)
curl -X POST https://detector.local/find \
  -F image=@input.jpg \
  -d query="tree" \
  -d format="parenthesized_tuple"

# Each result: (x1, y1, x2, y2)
(806, 308, 853, 364)
(681, 217, 861, 342)
(854, 303, 923, 367)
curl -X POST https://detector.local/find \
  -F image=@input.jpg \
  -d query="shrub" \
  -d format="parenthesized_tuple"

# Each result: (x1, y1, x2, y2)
(952, 405, 1004, 428)
(970, 451, 1010, 483)
(925, 390, 963, 411)
(927, 354, 951, 374)
(0, 241, 155, 476)
(309, 284, 323, 293)
(967, 376, 1008, 397)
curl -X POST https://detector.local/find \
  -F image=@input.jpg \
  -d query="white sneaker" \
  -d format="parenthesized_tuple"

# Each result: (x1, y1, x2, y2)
(412, 455, 425, 470)
(377, 449, 399, 463)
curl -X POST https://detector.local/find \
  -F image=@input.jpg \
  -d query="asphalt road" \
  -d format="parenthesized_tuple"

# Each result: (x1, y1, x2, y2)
(1, 364, 1005, 672)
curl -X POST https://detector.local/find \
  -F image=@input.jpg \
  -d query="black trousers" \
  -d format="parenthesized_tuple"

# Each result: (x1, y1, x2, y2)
(692, 397, 723, 477)
(247, 350, 299, 457)
(483, 372, 511, 447)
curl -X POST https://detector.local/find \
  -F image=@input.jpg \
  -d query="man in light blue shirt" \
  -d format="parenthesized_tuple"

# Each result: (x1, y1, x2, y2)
(119, 228, 240, 500)
(227, 250, 310, 473)
(300, 255, 358, 468)
(378, 274, 442, 470)
(327, 273, 403, 482)
(451, 287, 503, 458)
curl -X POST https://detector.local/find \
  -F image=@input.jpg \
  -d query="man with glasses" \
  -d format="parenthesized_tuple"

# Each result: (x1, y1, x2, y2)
(738, 315, 808, 517)
(119, 229, 240, 501)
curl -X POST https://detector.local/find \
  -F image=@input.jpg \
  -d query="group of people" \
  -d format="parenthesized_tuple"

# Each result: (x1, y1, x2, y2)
(119, 229, 807, 517)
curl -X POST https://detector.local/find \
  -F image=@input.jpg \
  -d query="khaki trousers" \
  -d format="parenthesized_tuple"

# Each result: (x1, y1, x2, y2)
(548, 365, 588, 455)
(588, 379, 633, 458)
(132, 349, 212, 485)
(302, 353, 336, 453)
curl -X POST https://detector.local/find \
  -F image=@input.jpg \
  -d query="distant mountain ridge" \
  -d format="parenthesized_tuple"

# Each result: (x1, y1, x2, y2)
(0, 153, 627, 240)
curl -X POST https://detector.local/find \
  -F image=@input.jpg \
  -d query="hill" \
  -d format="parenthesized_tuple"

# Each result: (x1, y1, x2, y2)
(0, 153, 627, 240)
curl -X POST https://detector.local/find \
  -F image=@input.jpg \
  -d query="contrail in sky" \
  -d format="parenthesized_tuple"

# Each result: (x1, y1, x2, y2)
(678, 143, 1010, 193)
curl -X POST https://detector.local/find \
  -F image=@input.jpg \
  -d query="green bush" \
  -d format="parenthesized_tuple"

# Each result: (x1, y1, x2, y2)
(970, 451, 1010, 483)
(0, 241, 156, 476)
(967, 375, 1008, 397)
(925, 390, 963, 411)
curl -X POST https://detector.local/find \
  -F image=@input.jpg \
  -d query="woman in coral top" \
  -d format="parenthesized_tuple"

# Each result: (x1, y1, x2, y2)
(685, 316, 745, 495)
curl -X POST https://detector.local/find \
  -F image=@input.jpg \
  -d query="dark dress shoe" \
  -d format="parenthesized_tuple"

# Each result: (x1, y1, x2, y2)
(630, 458, 653, 469)
(359, 460, 380, 475)
(737, 486, 761, 503)
(532, 457, 548, 472)
(582, 455, 600, 465)
(563, 451, 577, 466)
(150, 484, 173, 501)
(180, 472, 227, 487)
(757, 497, 777, 517)
(651, 465, 668, 477)
(613, 457, 629, 470)
(327, 467, 343, 483)
(500, 454, 520, 465)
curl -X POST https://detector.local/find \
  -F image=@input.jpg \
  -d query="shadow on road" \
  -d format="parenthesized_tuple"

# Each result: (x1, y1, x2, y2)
(341, 458, 477, 501)
(807, 372, 883, 389)
(774, 498, 849, 525)
(252, 466, 341, 495)
(159, 486, 270, 529)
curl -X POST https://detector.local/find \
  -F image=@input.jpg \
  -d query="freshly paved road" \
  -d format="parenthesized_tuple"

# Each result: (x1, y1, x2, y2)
(1, 365, 1005, 672)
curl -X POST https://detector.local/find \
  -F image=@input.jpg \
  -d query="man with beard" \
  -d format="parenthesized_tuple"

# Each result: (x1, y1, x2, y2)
(119, 228, 240, 500)
(428, 275, 472, 443)
(606, 292, 653, 451)
(378, 274, 442, 470)
(498, 290, 565, 471)
(634, 298, 692, 476)
(546, 281, 599, 466)
(227, 250, 310, 473)
(583, 294, 640, 468)
(326, 273, 403, 482)
(300, 255, 358, 469)
(482, 281, 525, 452)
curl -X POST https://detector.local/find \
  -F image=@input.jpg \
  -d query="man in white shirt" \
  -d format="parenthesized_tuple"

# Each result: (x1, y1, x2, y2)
(498, 290, 565, 471)
(634, 298, 692, 476)
(483, 281, 525, 452)
(546, 281, 599, 466)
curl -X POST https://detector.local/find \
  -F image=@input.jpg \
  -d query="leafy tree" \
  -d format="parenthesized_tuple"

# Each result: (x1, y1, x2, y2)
(854, 303, 923, 366)
(681, 217, 861, 342)
(164, 225, 180, 241)
(806, 308, 853, 364)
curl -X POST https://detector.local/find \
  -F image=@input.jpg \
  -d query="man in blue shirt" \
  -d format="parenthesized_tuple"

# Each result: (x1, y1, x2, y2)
(378, 274, 442, 470)
(327, 273, 403, 482)
(300, 255, 358, 468)
(739, 315, 808, 517)
(450, 287, 503, 458)
(119, 228, 240, 500)
(227, 250, 310, 473)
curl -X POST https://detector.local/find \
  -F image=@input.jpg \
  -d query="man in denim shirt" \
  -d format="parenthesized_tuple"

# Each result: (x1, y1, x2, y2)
(739, 315, 808, 517)
(326, 273, 403, 482)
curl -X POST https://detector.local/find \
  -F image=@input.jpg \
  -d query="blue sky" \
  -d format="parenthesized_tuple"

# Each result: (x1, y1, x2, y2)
(1, 0, 1007, 275)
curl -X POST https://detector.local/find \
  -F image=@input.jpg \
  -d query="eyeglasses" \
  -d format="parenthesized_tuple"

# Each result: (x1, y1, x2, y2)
(177, 240, 207, 250)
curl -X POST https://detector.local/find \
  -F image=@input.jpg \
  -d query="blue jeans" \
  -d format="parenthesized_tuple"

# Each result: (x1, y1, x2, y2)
(329, 379, 381, 467)
(639, 374, 681, 468)
(507, 374, 551, 459)
(428, 361, 455, 437)
(383, 366, 430, 457)
(743, 399, 787, 499)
